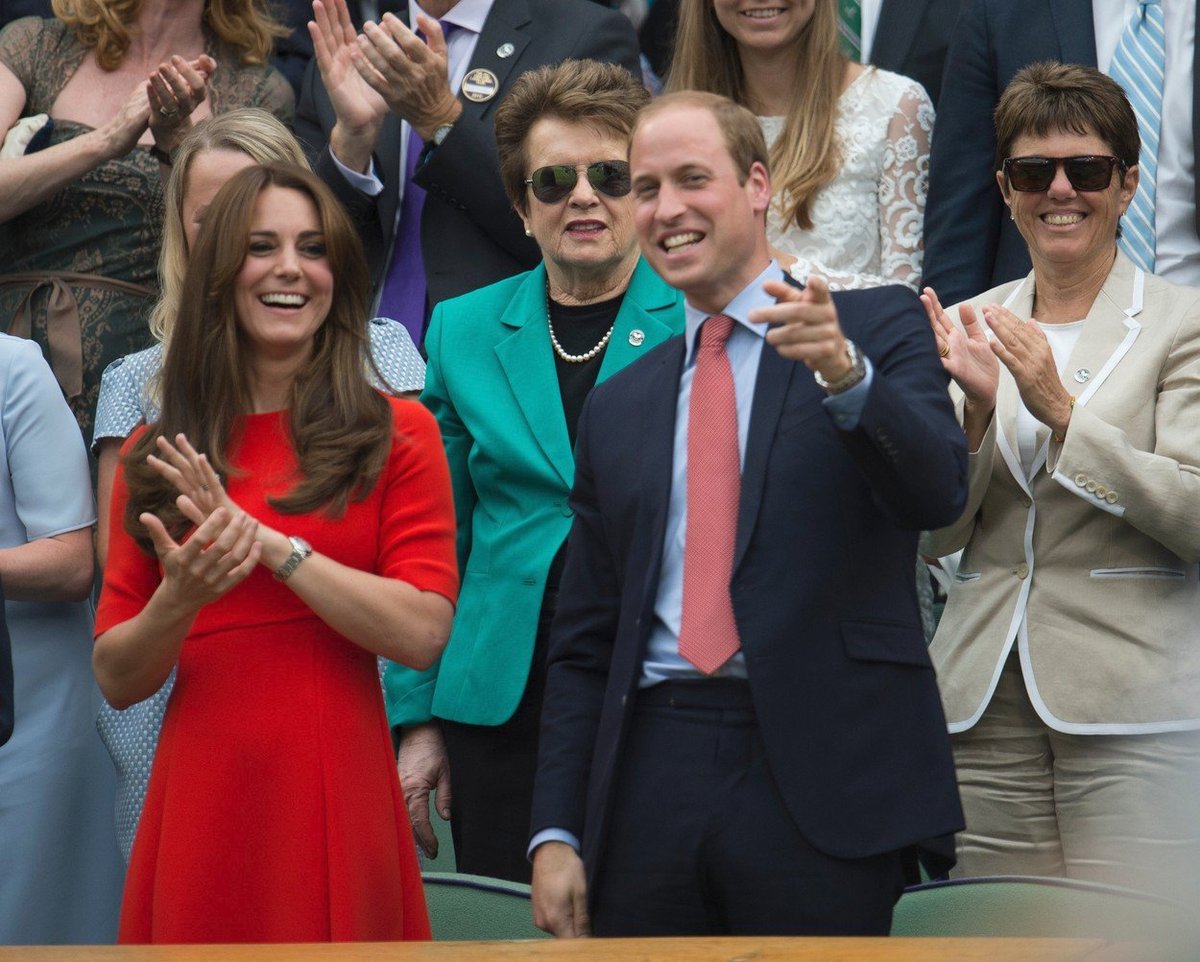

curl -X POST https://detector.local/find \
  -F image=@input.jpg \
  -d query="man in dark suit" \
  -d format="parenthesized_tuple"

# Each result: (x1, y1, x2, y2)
(923, 0, 1200, 304)
(293, 0, 640, 342)
(529, 91, 966, 938)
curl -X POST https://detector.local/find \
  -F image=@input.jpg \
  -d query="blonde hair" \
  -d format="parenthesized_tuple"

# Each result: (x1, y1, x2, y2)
(665, 0, 844, 231)
(52, 0, 287, 69)
(152, 109, 310, 346)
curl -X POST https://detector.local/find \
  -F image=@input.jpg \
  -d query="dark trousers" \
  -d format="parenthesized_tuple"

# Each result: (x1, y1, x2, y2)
(439, 591, 553, 884)
(591, 680, 906, 937)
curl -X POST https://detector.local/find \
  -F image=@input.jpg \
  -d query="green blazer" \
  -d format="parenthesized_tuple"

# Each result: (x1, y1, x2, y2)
(383, 259, 684, 727)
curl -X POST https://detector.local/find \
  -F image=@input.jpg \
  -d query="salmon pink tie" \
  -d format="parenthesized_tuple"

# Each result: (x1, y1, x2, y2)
(679, 313, 741, 674)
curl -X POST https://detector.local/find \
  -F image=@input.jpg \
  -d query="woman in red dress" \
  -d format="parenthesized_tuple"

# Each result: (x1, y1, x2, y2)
(93, 163, 456, 943)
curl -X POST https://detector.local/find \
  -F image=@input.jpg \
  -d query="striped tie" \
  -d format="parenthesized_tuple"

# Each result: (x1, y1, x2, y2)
(838, 0, 862, 61)
(1109, 0, 1165, 272)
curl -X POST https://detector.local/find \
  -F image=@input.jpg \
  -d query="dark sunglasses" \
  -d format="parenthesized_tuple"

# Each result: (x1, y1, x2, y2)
(524, 161, 632, 203)
(1002, 155, 1127, 192)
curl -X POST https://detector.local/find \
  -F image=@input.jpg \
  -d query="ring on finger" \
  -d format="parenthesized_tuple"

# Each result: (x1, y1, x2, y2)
(938, 342, 950, 359)
(159, 105, 180, 118)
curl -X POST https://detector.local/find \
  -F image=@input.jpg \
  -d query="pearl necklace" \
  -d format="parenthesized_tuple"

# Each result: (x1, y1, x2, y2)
(546, 295, 615, 364)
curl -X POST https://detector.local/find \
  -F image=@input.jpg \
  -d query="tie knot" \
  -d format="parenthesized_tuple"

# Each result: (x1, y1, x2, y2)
(700, 314, 735, 350)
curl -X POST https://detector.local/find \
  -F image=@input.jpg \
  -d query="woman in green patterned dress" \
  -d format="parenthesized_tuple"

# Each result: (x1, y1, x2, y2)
(0, 0, 293, 444)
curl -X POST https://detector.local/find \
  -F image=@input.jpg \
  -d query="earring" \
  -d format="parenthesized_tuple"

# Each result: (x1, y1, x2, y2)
(524, 226, 532, 236)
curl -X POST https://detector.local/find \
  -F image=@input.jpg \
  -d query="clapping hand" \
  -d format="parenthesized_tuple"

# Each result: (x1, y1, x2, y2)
(147, 55, 217, 154)
(351, 12, 463, 142)
(921, 286, 999, 410)
(147, 433, 239, 528)
(142, 506, 261, 612)
(310, 0, 388, 170)
(981, 303, 1074, 436)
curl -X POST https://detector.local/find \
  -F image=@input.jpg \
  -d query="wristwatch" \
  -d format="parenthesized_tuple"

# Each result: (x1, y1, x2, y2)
(273, 535, 312, 582)
(430, 123, 454, 147)
(813, 339, 866, 394)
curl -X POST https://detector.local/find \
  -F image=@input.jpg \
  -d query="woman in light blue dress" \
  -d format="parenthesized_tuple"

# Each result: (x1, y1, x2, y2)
(0, 334, 125, 943)
(91, 110, 424, 859)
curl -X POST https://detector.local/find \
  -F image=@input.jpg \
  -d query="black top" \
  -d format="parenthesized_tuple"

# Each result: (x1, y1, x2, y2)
(545, 291, 624, 592)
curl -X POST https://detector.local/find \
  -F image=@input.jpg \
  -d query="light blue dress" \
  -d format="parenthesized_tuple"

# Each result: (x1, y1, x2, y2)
(91, 318, 425, 859)
(0, 335, 125, 943)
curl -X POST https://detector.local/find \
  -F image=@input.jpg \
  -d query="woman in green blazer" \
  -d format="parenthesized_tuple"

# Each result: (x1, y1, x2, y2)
(382, 61, 684, 882)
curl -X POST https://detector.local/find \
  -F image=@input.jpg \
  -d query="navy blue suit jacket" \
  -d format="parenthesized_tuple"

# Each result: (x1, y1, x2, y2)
(531, 283, 967, 897)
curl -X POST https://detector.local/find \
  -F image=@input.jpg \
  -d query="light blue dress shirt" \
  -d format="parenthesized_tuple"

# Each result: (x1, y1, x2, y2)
(529, 262, 873, 857)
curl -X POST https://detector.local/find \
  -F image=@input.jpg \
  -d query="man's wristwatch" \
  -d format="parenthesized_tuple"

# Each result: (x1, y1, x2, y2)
(273, 535, 312, 582)
(813, 339, 866, 394)
(429, 123, 454, 147)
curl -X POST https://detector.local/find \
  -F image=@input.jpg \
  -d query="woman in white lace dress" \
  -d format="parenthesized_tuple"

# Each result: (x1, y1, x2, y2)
(666, 0, 934, 293)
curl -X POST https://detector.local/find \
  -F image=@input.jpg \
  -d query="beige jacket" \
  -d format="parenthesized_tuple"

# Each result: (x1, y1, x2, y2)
(927, 252, 1200, 734)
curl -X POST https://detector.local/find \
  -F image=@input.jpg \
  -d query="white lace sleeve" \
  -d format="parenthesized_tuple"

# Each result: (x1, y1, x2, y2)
(876, 81, 933, 290)
(777, 73, 934, 293)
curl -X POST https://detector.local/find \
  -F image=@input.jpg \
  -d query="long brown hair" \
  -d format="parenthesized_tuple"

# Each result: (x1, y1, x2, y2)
(665, 0, 844, 231)
(122, 164, 391, 554)
(52, 0, 287, 69)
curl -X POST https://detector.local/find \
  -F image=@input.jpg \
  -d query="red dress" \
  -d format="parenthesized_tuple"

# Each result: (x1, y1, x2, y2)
(96, 398, 458, 943)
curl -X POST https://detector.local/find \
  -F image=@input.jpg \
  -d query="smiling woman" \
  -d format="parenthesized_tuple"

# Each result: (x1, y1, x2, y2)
(92, 163, 457, 943)
(922, 63, 1200, 897)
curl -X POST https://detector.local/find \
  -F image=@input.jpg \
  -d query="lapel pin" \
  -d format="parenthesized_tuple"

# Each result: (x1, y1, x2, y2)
(496, 42, 515, 58)
(1074, 368, 1091, 383)
(628, 329, 645, 346)
(461, 68, 500, 102)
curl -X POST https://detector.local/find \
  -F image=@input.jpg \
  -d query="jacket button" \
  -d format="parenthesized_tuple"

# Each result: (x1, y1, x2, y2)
(1015, 563, 1029, 579)
(1095, 484, 1108, 499)
(1085, 480, 1098, 493)
(1021, 496, 1032, 508)
(1074, 473, 1087, 487)
(559, 501, 574, 517)
(1105, 491, 1118, 504)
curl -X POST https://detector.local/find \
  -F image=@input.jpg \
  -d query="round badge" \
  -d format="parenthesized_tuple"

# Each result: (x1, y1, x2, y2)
(461, 68, 500, 102)
(497, 42, 515, 59)
(1073, 368, 1091, 383)
(628, 329, 645, 347)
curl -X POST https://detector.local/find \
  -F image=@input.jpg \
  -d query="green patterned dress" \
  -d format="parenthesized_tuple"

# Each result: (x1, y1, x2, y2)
(0, 16, 293, 444)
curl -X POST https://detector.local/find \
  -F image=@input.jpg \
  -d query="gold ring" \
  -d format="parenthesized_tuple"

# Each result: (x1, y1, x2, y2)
(938, 343, 950, 359)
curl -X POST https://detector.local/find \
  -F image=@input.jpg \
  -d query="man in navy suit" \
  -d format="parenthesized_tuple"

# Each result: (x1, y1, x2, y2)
(923, 0, 1200, 303)
(528, 91, 966, 939)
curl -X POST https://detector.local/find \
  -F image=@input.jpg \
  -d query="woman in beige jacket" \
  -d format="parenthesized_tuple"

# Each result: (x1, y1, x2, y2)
(922, 62, 1200, 895)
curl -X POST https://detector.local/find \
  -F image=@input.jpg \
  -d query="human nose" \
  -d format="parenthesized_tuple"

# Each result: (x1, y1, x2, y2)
(1046, 160, 1076, 198)
(566, 165, 600, 206)
(273, 244, 302, 276)
(654, 182, 685, 222)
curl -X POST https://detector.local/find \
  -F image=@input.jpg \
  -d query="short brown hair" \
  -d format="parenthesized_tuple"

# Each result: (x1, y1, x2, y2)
(494, 59, 649, 214)
(633, 91, 769, 185)
(994, 62, 1139, 172)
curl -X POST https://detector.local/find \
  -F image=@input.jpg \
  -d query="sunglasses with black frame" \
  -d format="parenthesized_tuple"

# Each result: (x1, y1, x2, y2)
(524, 161, 632, 204)
(1002, 155, 1128, 193)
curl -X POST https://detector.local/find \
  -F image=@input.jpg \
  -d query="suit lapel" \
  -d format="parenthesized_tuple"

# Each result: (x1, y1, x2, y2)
(494, 265, 575, 488)
(596, 260, 682, 383)
(638, 338, 687, 607)
(462, 0, 532, 124)
(1062, 253, 1143, 407)
(734, 340, 796, 570)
